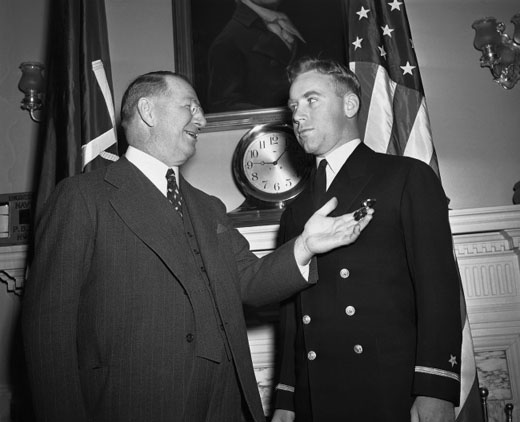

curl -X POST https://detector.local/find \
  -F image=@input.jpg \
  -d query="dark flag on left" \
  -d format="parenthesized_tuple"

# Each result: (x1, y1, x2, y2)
(35, 0, 118, 218)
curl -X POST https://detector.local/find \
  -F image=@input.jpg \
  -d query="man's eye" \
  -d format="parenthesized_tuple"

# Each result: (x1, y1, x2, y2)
(308, 97, 317, 104)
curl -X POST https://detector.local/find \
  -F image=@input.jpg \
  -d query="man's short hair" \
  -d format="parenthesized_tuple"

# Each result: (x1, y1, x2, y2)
(120, 71, 191, 128)
(287, 57, 361, 99)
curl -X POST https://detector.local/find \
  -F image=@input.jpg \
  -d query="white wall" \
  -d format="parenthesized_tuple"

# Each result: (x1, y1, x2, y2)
(106, 0, 175, 113)
(407, 0, 520, 209)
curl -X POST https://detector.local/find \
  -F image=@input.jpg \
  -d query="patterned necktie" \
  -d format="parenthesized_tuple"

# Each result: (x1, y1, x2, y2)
(166, 169, 183, 218)
(313, 159, 328, 207)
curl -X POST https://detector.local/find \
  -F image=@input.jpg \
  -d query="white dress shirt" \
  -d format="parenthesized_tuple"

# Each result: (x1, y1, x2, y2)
(125, 146, 179, 197)
(317, 139, 362, 190)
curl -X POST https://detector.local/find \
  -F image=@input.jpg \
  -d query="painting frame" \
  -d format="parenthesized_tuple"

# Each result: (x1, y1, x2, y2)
(172, 0, 348, 132)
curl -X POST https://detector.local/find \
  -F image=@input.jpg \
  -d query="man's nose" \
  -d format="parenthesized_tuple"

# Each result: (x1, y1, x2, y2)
(292, 109, 306, 126)
(192, 107, 207, 128)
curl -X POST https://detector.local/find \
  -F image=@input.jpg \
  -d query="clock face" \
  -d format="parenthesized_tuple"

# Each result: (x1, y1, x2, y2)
(232, 124, 313, 205)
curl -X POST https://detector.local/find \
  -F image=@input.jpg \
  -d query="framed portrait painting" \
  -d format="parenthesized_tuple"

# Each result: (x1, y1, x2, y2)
(172, 0, 348, 131)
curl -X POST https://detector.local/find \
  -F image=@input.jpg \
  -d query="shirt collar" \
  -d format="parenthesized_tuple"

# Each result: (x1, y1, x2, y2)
(125, 146, 179, 197)
(317, 139, 362, 188)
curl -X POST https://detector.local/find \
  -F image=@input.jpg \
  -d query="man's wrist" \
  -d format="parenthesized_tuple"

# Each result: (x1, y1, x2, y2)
(294, 235, 312, 266)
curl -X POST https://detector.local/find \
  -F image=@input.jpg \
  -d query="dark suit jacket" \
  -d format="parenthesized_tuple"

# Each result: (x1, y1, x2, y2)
(22, 157, 313, 422)
(275, 143, 462, 421)
(207, 2, 305, 112)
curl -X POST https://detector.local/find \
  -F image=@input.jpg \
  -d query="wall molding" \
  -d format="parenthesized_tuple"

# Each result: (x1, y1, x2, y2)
(0, 245, 27, 295)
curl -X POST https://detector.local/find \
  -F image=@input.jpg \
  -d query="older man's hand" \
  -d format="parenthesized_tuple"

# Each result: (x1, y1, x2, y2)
(294, 197, 374, 265)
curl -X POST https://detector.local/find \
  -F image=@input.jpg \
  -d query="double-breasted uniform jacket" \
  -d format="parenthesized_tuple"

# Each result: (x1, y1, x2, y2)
(274, 143, 462, 421)
(207, 2, 305, 112)
(22, 157, 314, 422)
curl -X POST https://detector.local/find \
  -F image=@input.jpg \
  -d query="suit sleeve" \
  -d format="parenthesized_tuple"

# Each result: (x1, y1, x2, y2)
(207, 195, 314, 308)
(402, 162, 462, 405)
(22, 179, 93, 421)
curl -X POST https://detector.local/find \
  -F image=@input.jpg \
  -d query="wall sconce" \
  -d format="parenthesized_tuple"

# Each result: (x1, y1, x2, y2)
(472, 14, 520, 89)
(18, 62, 45, 123)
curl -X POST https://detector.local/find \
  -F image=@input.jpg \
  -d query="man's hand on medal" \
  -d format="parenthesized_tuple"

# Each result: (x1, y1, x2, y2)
(294, 197, 374, 265)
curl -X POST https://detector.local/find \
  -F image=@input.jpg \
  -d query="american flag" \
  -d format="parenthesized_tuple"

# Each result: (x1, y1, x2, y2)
(35, 0, 118, 218)
(346, 1, 483, 420)
(347, 0, 439, 176)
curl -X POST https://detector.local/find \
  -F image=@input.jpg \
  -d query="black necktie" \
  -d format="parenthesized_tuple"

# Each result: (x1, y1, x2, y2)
(313, 159, 328, 207)
(166, 169, 183, 218)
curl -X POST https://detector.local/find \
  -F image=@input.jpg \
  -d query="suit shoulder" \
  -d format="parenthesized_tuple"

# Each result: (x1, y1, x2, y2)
(371, 151, 437, 178)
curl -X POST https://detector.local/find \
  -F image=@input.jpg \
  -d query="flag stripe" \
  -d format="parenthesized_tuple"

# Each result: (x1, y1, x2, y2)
(389, 82, 421, 156)
(456, 320, 477, 415)
(82, 129, 118, 168)
(92, 60, 117, 128)
(402, 98, 433, 161)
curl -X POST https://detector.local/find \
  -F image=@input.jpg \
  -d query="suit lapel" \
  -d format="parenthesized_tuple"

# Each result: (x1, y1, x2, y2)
(326, 143, 374, 216)
(105, 158, 195, 284)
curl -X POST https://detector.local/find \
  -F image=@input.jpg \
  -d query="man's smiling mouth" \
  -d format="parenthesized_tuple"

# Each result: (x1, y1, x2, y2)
(185, 130, 198, 139)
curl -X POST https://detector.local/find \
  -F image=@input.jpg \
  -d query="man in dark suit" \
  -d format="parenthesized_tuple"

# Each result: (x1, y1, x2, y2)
(207, 0, 305, 112)
(21, 71, 373, 422)
(272, 58, 462, 422)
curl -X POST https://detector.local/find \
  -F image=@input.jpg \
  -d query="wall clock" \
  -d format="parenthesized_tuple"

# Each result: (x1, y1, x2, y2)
(229, 123, 314, 225)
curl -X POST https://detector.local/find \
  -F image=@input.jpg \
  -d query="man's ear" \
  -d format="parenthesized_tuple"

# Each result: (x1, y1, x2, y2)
(137, 97, 154, 127)
(343, 93, 360, 118)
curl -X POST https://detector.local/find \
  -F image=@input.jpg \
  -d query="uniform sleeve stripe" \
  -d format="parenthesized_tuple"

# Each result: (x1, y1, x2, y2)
(275, 383, 295, 393)
(415, 366, 460, 382)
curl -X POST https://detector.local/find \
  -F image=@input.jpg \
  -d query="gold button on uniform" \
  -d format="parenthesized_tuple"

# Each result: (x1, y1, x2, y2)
(339, 268, 350, 279)
(307, 351, 317, 360)
(302, 315, 311, 324)
(345, 306, 356, 316)
(353, 344, 363, 354)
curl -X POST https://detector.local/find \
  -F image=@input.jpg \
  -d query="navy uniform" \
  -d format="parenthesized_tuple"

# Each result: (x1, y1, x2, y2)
(274, 142, 462, 421)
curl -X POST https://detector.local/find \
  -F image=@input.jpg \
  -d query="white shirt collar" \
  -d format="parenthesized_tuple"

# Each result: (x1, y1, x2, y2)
(317, 139, 362, 189)
(125, 146, 179, 197)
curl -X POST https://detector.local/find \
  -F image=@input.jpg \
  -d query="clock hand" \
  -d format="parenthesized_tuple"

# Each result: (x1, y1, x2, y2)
(272, 148, 288, 166)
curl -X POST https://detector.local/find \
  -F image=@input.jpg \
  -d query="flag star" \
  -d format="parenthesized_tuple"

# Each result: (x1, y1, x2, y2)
(400, 61, 416, 75)
(352, 36, 363, 50)
(388, 0, 403, 11)
(378, 45, 387, 59)
(356, 6, 370, 20)
(449, 355, 458, 367)
(381, 24, 395, 37)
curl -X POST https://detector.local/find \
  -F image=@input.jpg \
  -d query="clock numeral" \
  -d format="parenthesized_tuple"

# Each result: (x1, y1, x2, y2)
(273, 182, 281, 191)
(259, 140, 266, 149)
(250, 150, 259, 158)
(270, 135, 279, 145)
(285, 178, 293, 188)
(246, 161, 253, 170)
(251, 173, 258, 181)
(262, 181, 268, 189)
